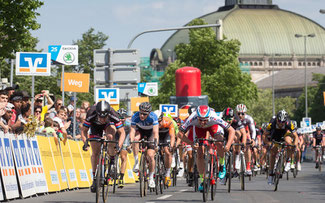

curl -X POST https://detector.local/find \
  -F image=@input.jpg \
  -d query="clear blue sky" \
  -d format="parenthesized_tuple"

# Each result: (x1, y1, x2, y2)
(32, 0, 325, 57)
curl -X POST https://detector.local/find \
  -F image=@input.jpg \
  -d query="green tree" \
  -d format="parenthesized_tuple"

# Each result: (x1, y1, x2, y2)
(249, 89, 296, 126)
(0, 0, 43, 58)
(175, 18, 257, 111)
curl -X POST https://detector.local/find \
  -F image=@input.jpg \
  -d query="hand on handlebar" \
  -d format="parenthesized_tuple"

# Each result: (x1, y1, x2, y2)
(82, 141, 90, 151)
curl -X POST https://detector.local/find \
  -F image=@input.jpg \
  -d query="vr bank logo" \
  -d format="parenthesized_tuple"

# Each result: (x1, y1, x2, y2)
(160, 104, 178, 117)
(16, 52, 51, 76)
(97, 88, 119, 104)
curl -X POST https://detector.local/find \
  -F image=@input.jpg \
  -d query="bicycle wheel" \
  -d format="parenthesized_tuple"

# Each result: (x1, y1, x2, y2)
(318, 154, 322, 172)
(173, 151, 178, 187)
(139, 154, 145, 197)
(96, 152, 103, 203)
(112, 155, 118, 193)
(143, 156, 148, 196)
(202, 150, 210, 202)
(274, 153, 283, 191)
(227, 152, 232, 193)
(102, 153, 110, 203)
(193, 152, 199, 192)
(240, 153, 245, 191)
(211, 155, 217, 200)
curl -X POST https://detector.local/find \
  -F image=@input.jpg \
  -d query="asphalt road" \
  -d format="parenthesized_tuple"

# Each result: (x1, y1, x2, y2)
(11, 162, 325, 203)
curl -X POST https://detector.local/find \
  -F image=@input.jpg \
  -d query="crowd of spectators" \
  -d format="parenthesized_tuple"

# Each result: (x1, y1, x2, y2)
(0, 86, 92, 140)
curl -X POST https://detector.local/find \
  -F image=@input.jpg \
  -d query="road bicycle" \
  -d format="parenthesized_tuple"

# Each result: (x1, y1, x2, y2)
(231, 143, 246, 191)
(313, 145, 323, 172)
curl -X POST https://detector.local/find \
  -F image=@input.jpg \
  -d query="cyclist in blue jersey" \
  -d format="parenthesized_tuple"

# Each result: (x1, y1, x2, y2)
(129, 102, 159, 189)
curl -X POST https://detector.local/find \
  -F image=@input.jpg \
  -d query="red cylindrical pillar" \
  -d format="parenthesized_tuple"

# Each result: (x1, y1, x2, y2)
(175, 67, 201, 97)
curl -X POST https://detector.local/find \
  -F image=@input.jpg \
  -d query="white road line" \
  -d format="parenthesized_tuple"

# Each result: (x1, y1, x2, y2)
(175, 189, 188, 193)
(157, 195, 172, 200)
(146, 202, 156, 203)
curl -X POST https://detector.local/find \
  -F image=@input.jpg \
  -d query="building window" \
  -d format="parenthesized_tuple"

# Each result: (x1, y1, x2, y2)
(259, 62, 263, 66)
(288, 62, 292, 66)
(250, 62, 253, 66)
(254, 62, 258, 66)
(299, 62, 302, 66)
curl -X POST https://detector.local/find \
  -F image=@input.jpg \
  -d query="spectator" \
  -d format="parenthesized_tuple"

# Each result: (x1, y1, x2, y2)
(34, 90, 54, 122)
(66, 110, 81, 140)
(53, 108, 68, 139)
(80, 107, 87, 122)
(42, 117, 60, 144)
(49, 98, 63, 119)
(21, 91, 31, 108)
(67, 96, 77, 115)
(0, 103, 14, 133)
(81, 100, 90, 111)
(14, 103, 31, 134)
(9, 91, 23, 132)
(0, 90, 9, 103)
(4, 86, 15, 98)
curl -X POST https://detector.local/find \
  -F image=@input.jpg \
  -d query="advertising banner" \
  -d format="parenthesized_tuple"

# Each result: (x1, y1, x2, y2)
(160, 104, 178, 117)
(37, 135, 60, 192)
(49, 137, 68, 190)
(138, 82, 158, 96)
(78, 141, 93, 182)
(0, 132, 19, 199)
(11, 136, 36, 198)
(59, 141, 78, 189)
(95, 88, 120, 104)
(26, 136, 47, 193)
(49, 45, 78, 65)
(61, 72, 90, 93)
(68, 140, 90, 188)
(130, 97, 149, 113)
(16, 52, 51, 76)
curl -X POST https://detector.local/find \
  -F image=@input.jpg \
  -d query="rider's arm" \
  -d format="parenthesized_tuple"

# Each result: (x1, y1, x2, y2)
(225, 126, 235, 151)
(292, 131, 298, 146)
(262, 131, 271, 145)
(152, 124, 159, 146)
(168, 121, 175, 148)
(239, 127, 247, 146)
(129, 125, 136, 143)
(248, 121, 256, 140)
(81, 125, 89, 143)
(116, 126, 126, 149)
(312, 137, 316, 147)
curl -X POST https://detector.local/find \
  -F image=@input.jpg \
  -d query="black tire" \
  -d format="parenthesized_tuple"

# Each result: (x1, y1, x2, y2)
(227, 152, 232, 193)
(173, 151, 178, 187)
(139, 155, 145, 197)
(155, 154, 159, 195)
(102, 153, 109, 203)
(112, 155, 118, 194)
(274, 154, 283, 191)
(286, 171, 289, 181)
(319, 155, 322, 172)
(96, 153, 103, 203)
(211, 155, 218, 200)
(202, 150, 210, 202)
(193, 152, 199, 192)
(143, 156, 148, 197)
(240, 153, 245, 191)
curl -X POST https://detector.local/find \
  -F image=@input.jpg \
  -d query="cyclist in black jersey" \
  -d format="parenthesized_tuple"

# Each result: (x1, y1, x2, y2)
(81, 101, 126, 192)
(312, 126, 325, 169)
(263, 110, 298, 185)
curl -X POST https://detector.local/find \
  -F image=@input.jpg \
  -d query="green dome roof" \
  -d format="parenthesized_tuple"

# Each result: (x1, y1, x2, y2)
(160, 4, 325, 60)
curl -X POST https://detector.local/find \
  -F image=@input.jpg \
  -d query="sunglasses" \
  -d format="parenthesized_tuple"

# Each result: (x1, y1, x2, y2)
(237, 112, 245, 116)
(140, 112, 149, 116)
(57, 103, 62, 106)
(277, 120, 286, 124)
(35, 110, 42, 113)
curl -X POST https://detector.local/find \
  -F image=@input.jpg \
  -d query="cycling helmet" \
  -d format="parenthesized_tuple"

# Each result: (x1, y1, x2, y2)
(236, 104, 247, 113)
(316, 126, 322, 131)
(96, 101, 110, 117)
(276, 110, 288, 122)
(139, 102, 152, 113)
(196, 105, 211, 119)
(117, 108, 128, 119)
(261, 122, 268, 130)
(291, 120, 297, 129)
(222, 107, 234, 120)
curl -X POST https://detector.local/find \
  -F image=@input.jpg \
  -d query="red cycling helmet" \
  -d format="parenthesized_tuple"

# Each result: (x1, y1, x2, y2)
(196, 105, 211, 119)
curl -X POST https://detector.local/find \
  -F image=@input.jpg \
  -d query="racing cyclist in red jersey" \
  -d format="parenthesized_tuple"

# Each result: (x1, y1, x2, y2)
(178, 105, 235, 192)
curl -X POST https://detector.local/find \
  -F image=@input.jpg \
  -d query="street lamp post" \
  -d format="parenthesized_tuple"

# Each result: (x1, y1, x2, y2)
(272, 53, 281, 116)
(294, 33, 315, 118)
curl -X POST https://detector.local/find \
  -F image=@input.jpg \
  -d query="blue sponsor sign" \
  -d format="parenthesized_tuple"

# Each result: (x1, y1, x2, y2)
(12, 140, 22, 168)
(0, 139, 6, 167)
(15, 52, 51, 76)
(4, 138, 14, 167)
(19, 140, 29, 167)
(95, 88, 119, 104)
(26, 140, 35, 166)
(32, 140, 42, 166)
(159, 104, 178, 117)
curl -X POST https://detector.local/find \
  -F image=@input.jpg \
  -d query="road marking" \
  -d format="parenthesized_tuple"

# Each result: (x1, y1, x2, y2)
(157, 195, 172, 200)
(175, 189, 188, 193)
(146, 202, 155, 203)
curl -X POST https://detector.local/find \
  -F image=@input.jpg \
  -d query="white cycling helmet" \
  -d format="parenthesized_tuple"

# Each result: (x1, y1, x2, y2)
(236, 104, 247, 113)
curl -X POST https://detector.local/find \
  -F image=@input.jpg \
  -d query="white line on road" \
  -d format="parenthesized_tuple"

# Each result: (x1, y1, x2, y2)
(146, 202, 156, 203)
(157, 195, 172, 200)
(175, 189, 188, 193)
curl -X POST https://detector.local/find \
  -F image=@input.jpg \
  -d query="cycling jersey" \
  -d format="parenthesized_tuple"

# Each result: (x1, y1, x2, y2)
(266, 118, 296, 142)
(179, 111, 229, 133)
(240, 114, 256, 140)
(313, 131, 324, 146)
(159, 116, 175, 144)
(83, 105, 123, 138)
(224, 115, 244, 140)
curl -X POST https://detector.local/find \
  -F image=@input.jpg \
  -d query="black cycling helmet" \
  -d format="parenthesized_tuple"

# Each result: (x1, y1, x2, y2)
(188, 105, 197, 115)
(139, 102, 152, 113)
(276, 109, 288, 122)
(222, 107, 234, 120)
(316, 126, 322, 131)
(117, 108, 128, 119)
(96, 101, 110, 117)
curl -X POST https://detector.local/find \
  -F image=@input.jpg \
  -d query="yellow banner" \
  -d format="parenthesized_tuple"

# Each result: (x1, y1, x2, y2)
(49, 137, 68, 190)
(111, 104, 120, 111)
(61, 72, 90, 93)
(78, 141, 93, 182)
(60, 141, 78, 189)
(323, 91, 325, 106)
(68, 140, 90, 188)
(37, 136, 60, 192)
(130, 97, 149, 113)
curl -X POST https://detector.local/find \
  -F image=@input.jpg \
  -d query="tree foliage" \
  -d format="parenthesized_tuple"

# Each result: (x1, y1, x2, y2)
(151, 18, 257, 111)
(0, 0, 43, 59)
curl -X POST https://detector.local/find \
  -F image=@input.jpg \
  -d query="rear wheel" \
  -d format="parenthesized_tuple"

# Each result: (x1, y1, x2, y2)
(112, 155, 118, 193)
(139, 155, 145, 197)
(240, 153, 245, 191)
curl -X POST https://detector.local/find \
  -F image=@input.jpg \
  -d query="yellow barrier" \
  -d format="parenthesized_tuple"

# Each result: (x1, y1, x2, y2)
(77, 141, 93, 182)
(60, 141, 78, 189)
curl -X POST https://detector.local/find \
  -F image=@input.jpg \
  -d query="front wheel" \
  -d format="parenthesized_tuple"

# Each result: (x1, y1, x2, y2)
(240, 153, 245, 191)
(102, 154, 110, 203)
(227, 152, 232, 193)
(96, 153, 103, 203)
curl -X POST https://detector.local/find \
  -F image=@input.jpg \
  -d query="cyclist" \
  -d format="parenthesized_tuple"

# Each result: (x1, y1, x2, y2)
(178, 105, 235, 191)
(81, 101, 126, 193)
(253, 124, 262, 172)
(312, 126, 325, 169)
(236, 104, 256, 176)
(154, 111, 175, 187)
(292, 120, 302, 171)
(173, 116, 185, 178)
(116, 108, 131, 188)
(129, 102, 158, 189)
(263, 110, 298, 185)
(222, 107, 247, 177)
